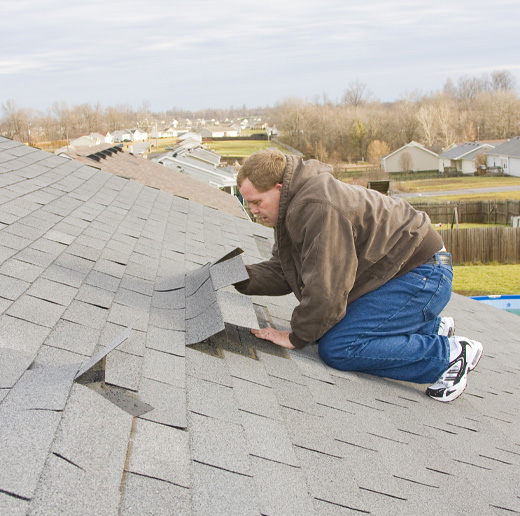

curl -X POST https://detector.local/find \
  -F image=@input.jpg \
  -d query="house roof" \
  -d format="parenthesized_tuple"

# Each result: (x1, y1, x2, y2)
(1, 137, 519, 515)
(60, 144, 245, 219)
(487, 136, 520, 158)
(439, 142, 494, 160)
(382, 141, 439, 161)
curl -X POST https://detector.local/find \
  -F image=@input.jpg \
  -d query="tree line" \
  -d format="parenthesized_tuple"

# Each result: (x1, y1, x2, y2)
(1, 70, 519, 164)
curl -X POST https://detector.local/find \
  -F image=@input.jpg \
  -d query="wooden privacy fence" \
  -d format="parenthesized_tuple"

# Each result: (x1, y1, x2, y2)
(411, 200, 520, 225)
(438, 227, 520, 264)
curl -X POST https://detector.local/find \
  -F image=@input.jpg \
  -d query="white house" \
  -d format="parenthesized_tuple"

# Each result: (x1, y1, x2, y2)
(197, 126, 239, 138)
(438, 142, 494, 175)
(112, 130, 133, 142)
(381, 141, 439, 173)
(131, 129, 148, 141)
(486, 136, 520, 177)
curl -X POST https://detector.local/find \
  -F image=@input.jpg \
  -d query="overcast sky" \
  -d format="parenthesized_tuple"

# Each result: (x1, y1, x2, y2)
(1, 0, 519, 113)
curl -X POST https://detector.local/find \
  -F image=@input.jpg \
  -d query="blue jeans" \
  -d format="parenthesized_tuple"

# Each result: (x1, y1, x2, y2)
(318, 254, 453, 384)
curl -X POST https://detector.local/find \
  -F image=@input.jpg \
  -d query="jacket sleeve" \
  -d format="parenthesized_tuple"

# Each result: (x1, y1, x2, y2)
(234, 242, 293, 297)
(287, 202, 358, 346)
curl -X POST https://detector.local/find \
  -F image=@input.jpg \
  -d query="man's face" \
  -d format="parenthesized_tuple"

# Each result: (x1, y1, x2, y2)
(239, 178, 282, 227)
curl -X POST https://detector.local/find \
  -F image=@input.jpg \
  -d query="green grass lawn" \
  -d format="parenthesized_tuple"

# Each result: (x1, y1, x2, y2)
(396, 176, 520, 192)
(452, 263, 520, 296)
(395, 176, 520, 202)
(205, 139, 290, 157)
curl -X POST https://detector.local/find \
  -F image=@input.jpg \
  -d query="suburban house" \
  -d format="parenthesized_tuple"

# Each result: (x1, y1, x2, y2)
(112, 130, 133, 142)
(178, 132, 202, 144)
(197, 126, 239, 138)
(150, 126, 178, 139)
(111, 129, 148, 143)
(152, 143, 237, 194)
(438, 142, 495, 175)
(1, 136, 519, 515)
(381, 141, 439, 173)
(69, 133, 112, 147)
(486, 136, 520, 177)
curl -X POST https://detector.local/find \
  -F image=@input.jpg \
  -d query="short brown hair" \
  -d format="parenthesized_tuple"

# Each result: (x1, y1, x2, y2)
(237, 149, 287, 192)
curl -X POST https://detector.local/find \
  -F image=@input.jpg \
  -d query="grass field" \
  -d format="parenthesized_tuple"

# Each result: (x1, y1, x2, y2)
(205, 139, 290, 157)
(395, 176, 520, 202)
(452, 263, 520, 296)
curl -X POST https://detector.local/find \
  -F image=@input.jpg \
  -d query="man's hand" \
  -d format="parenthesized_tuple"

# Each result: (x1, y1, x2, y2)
(251, 327, 295, 349)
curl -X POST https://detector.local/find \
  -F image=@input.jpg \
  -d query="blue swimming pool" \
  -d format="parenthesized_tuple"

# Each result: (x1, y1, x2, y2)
(471, 295, 520, 316)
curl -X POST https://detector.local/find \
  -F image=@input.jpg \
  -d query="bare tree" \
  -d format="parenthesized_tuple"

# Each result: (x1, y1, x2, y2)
(489, 69, 517, 92)
(1, 99, 29, 141)
(342, 80, 373, 108)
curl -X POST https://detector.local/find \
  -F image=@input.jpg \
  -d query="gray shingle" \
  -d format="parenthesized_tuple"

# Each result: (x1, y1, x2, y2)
(191, 462, 259, 516)
(240, 411, 299, 467)
(189, 411, 251, 475)
(294, 446, 368, 512)
(216, 290, 260, 330)
(186, 375, 240, 424)
(185, 278, 216, 319)
(142, 348, 185, 388)
(138, 377, 187, 429)
(231, 377, 283, 420)
(0, 258, 44, 283)
(209, 254, 249, 290)
(0, 348, 35, 388)
(0, 314, 51, 353)
(62, 299, 109, 330)
(126, 418, 191, 487)
(251, 456, 316, 516)
(119, 472, 191, 516)
(185, 346, 233, 387)
(185, 302, 225, 345)
(0, 492, 29, 516)
(146, 326, 185, 356)
(0, 273, 30, 300)
(31, 383, 133, 515)
(44, 319, 100, 357)
(0, 407, 62, 499)
(26, 277, 78, 306)
(6, 294, 67, 328)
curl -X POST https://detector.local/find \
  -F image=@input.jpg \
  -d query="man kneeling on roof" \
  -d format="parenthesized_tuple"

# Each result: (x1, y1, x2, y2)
(235, 149, 483, 403)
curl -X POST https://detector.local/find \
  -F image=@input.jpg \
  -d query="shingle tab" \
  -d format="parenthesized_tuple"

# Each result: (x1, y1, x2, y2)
(191, 462, 259, 516)
(125, 418, 190, 487)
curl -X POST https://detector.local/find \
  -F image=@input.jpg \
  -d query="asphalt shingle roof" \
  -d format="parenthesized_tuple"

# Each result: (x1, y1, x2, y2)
(1, 137, 519, 515)
(488, 136, 520, 158)
(62, 144, 246, 219)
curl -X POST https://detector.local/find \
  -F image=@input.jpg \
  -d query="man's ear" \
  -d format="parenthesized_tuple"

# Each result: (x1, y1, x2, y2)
(275, 183, 283, 192)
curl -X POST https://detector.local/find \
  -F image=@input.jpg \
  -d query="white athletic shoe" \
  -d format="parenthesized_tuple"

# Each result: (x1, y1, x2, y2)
(438, 316, 455, 338)
(426, 337, 483, 402)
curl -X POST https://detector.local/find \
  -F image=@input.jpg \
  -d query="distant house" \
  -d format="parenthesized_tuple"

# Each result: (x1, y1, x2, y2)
(439, 142, 495, 175)
(381, 141, 439, 173)
(70, 134, 102, 147)
(152, 142, 236, 194)
(486, 136, 520, 177)
(112, 130, 133, 142)
(131, 129, 148, 141)
(197, 126, 239, 138)
(178, 132, 202, 143)
(150, 126, 178, 139)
